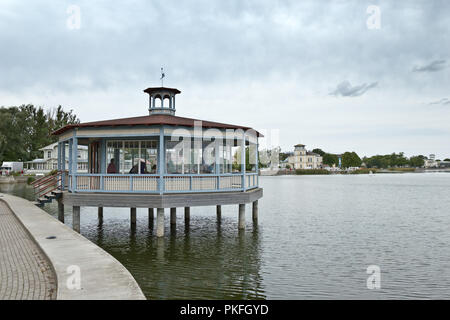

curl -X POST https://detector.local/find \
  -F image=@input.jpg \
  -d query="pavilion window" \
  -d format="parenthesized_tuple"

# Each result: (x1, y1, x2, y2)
(232, 141, 242, 172)
(140, 140, 158, 173)
(248, 139, 257, 173)
(201, 140, 215, 174)
(106, 140, 158, 174)
(166, 140, 184, 174)
(222, 141, 233, 174)
(165, 137, 226, 174)
(165, 137, 201, 174)
(123, 141, 139, 174)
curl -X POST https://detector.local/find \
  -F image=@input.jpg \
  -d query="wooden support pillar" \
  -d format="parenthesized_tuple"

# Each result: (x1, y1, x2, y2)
(98, 207, 103, 220)
(57, 200, 64, 223)
(148, 208, 154, 227)
(156, 208, 164, 237)
(252, 200, 258, 222)
(130, 207, 136, 226)
(170, 207, 176, 225)
(216, 205, 222, 220)
(238, 204, 245, 229)
(73, 206, 80, 233)
(184, 207, 190, 224)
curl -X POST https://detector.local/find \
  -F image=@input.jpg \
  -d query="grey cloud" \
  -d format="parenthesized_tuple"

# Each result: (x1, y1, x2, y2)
(429, 98, 450, 106)
(330, 81, 378, 97)
(0, 1, 449, 95)
(413, 60, 447, 72)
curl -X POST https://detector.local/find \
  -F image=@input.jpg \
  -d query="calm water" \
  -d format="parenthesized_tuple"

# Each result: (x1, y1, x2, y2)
(2, 173, 450, 299)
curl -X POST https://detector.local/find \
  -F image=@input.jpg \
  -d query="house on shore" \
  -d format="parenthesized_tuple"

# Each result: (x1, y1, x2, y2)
(287, 144, 323, 169)
(24, 142, 88, 174)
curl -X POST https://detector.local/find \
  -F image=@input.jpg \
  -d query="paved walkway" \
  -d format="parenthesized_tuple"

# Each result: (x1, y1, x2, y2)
(0, 201, 56, 300)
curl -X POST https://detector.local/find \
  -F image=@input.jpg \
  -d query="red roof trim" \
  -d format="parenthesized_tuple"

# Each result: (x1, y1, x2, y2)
(52, 114, 263, 137)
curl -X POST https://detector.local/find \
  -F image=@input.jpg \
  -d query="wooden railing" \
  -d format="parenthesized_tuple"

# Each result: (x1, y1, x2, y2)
(69, 172, 258, 193)
(31, 171, 65, 199)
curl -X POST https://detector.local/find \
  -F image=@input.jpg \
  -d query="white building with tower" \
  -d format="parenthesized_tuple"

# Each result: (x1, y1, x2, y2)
(287, 144, 323, 169)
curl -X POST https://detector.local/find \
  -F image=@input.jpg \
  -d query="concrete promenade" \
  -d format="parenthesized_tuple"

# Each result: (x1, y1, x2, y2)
(0, 201, 57, 300)
(0, 193, 145, 300)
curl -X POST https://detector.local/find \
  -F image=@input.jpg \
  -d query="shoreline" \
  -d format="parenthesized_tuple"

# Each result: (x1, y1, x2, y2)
(0, 176, 28, 184)
(0, 193, 146, 300)
(261, 168, 450, 176)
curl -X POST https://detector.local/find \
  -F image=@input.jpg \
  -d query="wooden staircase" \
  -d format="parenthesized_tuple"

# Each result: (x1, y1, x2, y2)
(31, 171, 64, 207)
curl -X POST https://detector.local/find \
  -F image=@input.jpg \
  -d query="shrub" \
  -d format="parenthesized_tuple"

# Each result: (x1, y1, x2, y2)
(295, 169, 330, 175)
(47, 169, 58, 176)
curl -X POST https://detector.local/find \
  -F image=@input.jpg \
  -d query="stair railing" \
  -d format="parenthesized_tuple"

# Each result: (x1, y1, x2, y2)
(32, 171, 63, 200)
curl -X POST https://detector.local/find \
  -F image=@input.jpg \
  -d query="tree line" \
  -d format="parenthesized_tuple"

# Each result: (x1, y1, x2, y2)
(0, 105, 79, 163)
(278, 147, 431, 169)
(312, 149, 427, 169)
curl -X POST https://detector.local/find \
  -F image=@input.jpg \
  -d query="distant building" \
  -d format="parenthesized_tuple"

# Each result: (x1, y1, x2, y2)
(287, 144, 323, 169)
(24, 142, 88, 174)
(424, 154, 438, 168)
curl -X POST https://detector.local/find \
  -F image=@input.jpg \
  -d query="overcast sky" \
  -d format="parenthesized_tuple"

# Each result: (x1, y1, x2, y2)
(1, 0, 449, 158)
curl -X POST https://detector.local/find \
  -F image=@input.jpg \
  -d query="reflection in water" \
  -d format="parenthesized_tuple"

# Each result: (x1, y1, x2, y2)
(125, 217, 266, 300)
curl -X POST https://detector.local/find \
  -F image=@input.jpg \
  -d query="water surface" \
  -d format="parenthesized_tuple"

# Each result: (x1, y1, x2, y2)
(2, 173, 450, 299)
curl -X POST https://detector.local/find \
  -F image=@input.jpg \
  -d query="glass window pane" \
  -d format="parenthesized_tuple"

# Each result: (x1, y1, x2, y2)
(106, 140, 158, 174)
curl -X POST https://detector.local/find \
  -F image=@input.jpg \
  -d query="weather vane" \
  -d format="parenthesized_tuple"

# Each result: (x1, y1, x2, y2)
(160, 67, 165, 86)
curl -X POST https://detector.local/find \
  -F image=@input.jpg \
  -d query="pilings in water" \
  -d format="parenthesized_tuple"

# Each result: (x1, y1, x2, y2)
(238, 204, 245, 229)
(73, 206, 80, 233)
(170, 208, 176, 225)
(148, 208, 154, 227)
(98, 207, 103, 222)
(252, 200, 258, 222)
(156, 208, 164, 237)
(216, 205, 222, 221)
(57, 200, 64, 223)
(184, 207, 190, 225)
(69, 201, 260, 236)
(130, 208, 136, 227)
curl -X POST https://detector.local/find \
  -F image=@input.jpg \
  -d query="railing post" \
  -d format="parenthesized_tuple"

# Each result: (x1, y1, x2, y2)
(241, 131, 246, 192)
(256, 140, 259, 187)
(158, 126, 165, 195)
(72, 135, 78, 192)
(61, 141, 66, 190)
(68, 139, 73, 192)
(100, 175, 104, 191)
(130, 175, 133, 191)
(57, 142, 62, 172)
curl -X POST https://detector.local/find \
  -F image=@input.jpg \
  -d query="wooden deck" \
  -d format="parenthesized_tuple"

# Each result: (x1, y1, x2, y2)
(62, 188, 263, 208)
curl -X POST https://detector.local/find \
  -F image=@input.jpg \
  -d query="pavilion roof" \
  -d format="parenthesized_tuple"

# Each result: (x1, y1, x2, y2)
(52, 114, 263, 137)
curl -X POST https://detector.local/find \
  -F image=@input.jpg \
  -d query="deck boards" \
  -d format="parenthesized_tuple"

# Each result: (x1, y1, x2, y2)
(62, 188, 263, 208)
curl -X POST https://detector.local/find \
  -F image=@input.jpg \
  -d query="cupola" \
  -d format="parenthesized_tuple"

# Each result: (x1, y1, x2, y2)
(144, 87, 181, 116)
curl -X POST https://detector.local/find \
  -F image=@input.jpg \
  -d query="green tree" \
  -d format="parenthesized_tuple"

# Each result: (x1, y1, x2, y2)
(409, 156, 425, 167)
(279, 152, 290, 161)
(342, 151, 362, 168)
(312, 148, 325, 157)
(322, 153, 339, 166)
(0, 104, 79, 163)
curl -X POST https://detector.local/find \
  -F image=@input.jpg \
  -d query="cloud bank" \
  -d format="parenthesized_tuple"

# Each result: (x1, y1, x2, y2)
(413, 60, 447, 72)
(331, 81, 378, 97)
